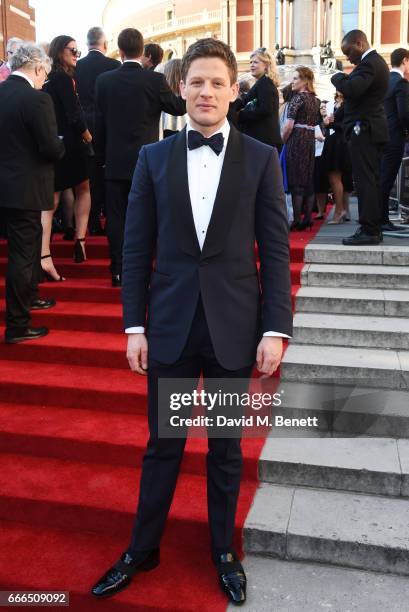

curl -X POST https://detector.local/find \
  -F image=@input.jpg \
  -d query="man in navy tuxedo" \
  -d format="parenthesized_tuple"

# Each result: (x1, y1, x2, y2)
(92, 38, 292, 605)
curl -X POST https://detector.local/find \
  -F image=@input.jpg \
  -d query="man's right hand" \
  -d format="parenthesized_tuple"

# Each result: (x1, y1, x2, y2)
(127, 334, 148, 375)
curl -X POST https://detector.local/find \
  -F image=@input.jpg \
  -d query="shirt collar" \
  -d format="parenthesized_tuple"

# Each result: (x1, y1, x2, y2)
(123, 59, 142, 65)
(186, 118, 230, 144)
(12, 71, 34, 88)
(391, 67, 404, 77)
(361, 48, 375, 61)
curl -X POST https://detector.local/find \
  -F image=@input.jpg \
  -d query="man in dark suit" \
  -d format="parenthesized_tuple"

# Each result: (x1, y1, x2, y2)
(75, 27, 120, 235)
(380, 48, 409, 231)
(0, 43, 64, 344)
(91, 38, 292, 605)
(141, 43, 164, 71)
(331, 29, 389, 245)
(95, 28, 185, 287)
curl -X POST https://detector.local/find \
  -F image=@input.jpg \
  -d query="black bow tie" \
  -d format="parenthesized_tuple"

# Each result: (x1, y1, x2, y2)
(187, 130, 224, 156)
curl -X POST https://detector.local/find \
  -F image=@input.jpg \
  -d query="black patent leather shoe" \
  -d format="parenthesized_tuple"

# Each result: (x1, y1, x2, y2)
(91, 549, 160, 599)
(112, 273, 122, 288)
(5, 326, 49, 344)
(342, 227, 381, 246)
(31, 298, 56, 310)
(381, 222, 401, 232)
(217, 552, 246, 606)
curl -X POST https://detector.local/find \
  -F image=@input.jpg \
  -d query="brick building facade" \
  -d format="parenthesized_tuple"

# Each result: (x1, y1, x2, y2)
(0, 0, 35, 61)
(103, 0, 409, 70)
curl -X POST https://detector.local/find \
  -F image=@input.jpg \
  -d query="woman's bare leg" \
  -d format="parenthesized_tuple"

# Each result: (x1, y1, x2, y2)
(41, 192, 65, 280)
(74, 179, 91, 259)
(328, 172, 346, 223)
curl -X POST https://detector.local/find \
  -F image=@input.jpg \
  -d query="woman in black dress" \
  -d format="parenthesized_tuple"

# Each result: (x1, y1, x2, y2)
(322, 91, 353, 224)
(282, 66, 320, 230)
(235, 47, 282, 149)
(42, 35, 92, 280)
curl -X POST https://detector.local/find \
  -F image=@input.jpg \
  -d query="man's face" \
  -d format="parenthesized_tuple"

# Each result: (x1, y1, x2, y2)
(180, 57, 238, 131)
(33, 64, 48, 90)
(7, 43, 18, 63)
(341, 40, 364, 65)
(402, 57, 409, 79)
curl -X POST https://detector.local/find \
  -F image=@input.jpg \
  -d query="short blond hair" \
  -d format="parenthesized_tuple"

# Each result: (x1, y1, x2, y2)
(250, 47, 279, 87)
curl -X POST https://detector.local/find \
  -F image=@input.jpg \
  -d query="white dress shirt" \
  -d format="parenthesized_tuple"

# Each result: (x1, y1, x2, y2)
(126, 119, 289, 338)
(187, 119, 230, 249)
(391, 67, 404, 78)
(123, 59, 142, 66)
(361, 48, 375, 61)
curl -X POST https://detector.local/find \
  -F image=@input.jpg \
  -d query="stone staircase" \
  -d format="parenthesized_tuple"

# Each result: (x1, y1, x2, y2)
(239, 244, 409, 611)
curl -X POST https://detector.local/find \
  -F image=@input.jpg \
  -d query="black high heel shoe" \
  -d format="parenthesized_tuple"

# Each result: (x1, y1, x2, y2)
(40, 254, 65, 282)
(74, 238, 86, 263)
(297, 218, 313, 231)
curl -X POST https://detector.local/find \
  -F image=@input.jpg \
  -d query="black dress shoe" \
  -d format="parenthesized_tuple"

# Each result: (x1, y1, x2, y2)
(216, 552, 246, 606)
(5, 326, 49, 344)
(381, 222, 402, 232)
(31, 298, 56, 310)
(342, 227, 381, 246)
(91, 549, 160, 599)
(112, 273, 122, 287)
(89, 224, 106, 236)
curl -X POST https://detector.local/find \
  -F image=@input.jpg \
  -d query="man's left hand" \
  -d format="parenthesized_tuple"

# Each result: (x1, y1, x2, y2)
(256, 337, 284, 377)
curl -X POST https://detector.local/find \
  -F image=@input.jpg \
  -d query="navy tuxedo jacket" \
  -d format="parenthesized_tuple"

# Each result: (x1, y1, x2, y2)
(122, 125, 293, 370)
(384, 71, 409, 144)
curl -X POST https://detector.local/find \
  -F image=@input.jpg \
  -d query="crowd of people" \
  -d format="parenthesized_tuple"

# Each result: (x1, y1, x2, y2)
(0, 26, 408, 343)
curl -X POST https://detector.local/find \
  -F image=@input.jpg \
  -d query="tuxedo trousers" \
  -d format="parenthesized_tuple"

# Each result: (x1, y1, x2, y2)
(128, 297, 253, 560)
(3, 208, 41, 331)
(380, 139, 405, 224)
(348, 130, 384, 234)
(87, 156, 106, 228)
(105, 179, 131, 274)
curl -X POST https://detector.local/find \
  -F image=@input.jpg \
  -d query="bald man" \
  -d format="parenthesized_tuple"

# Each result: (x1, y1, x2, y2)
(331, 29, 389, 245)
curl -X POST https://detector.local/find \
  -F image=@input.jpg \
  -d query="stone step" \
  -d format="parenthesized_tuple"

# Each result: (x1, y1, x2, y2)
(281, 344, 409, 389)
(292, 313, 409, 349)
(275, 382, 409, 438)
(244, 483, 409, 575)
(296, 286, 409, 317)
(305, 244, 409, 266)
(259, 436, 409, 496)
(234, 555, 409, 612)
(301, 264, 409, 289)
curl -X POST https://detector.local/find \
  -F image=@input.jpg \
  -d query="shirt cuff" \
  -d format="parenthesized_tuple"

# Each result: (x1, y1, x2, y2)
(263, 331, 291, 339)
(125, 327, 145, 334)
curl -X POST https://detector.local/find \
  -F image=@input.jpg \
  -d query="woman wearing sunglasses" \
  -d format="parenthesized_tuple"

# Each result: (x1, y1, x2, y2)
(42, 35, 92, 281)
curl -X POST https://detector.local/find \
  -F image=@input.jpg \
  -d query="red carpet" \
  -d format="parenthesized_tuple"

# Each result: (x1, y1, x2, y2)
(0, 219, 323, 611)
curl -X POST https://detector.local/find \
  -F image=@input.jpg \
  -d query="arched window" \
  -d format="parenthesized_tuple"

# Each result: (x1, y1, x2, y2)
(342, 0, 359, 37)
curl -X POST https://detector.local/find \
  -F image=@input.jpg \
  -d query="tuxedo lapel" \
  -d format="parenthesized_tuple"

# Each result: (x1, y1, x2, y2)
(201, 125, 244, 260)
(167, 127, 201, 258)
